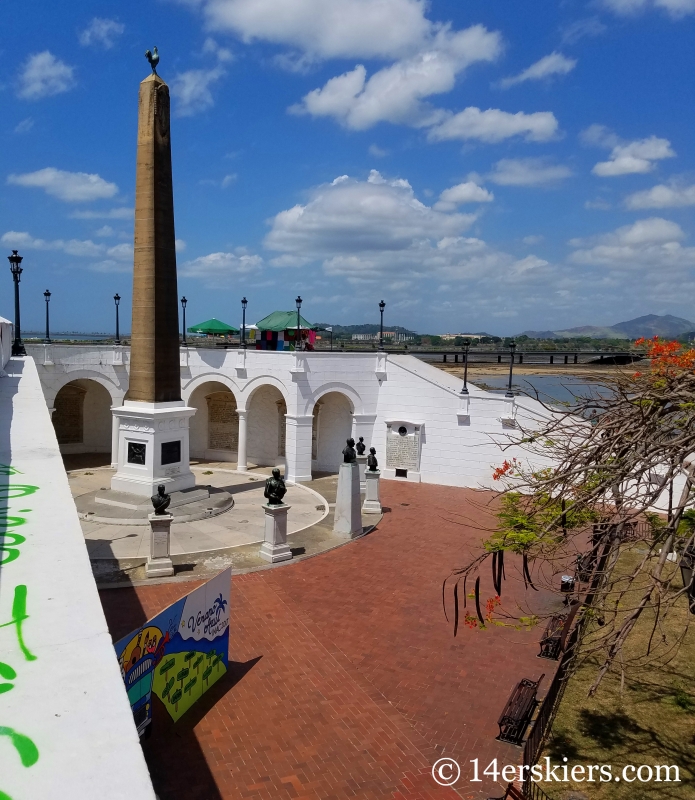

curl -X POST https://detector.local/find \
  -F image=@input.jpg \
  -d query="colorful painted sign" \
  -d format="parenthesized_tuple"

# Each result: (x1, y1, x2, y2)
(114, 568, 231, 735)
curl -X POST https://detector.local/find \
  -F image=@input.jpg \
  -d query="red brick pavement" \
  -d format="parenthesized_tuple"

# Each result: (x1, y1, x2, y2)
(99, 482, 560, 800)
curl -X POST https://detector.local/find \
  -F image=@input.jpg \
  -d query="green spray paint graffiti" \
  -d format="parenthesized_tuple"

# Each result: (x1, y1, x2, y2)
(0, 468, 40, 800)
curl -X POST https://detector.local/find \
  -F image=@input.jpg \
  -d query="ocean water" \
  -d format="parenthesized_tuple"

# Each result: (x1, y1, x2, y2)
(470, 374, 611, 405)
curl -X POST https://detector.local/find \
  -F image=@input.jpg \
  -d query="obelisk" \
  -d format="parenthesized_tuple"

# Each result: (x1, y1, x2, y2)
(111, 55, 196, 496)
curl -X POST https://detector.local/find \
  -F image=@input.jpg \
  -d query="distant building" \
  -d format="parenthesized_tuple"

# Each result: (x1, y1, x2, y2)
(440, 333, 484, 341)
(351, 332, 414, 342)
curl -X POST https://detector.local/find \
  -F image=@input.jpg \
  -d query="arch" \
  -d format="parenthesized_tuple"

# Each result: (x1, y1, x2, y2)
(187, 380, 239, 463)
(239, 375, 291, 412)
(311, 391, 355, 473)
(247, 383, 287, 469)
(52, 378, 113, 454)
(302, 381, 361, 416)
(46, 370, 123, 408)
(181, 372, 241, 406)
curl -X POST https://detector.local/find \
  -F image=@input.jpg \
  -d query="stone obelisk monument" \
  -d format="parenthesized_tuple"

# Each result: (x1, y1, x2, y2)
(111, 52, 196, 496)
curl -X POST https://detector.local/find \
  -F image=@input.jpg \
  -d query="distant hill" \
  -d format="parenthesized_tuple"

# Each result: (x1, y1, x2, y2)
(519, 314, 695, 340)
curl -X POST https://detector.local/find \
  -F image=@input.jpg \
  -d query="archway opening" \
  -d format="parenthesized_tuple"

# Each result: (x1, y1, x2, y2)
(52, 379, 113, 454)
(247, 384, 286, 469)
(188, 381, 239, 463)
(312, 392, 354, 473)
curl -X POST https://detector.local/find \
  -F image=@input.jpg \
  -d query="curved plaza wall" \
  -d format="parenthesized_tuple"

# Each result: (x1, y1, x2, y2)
(26, 345, 552, 489)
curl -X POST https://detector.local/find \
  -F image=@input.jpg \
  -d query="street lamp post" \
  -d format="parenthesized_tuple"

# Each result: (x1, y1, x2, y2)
(113, 293, 121, 345)
(241, 297, 247, 349)
(43, 289, 52, 343)
(505, 340, 517, 398)
(295, 295, 302, 351)
(181, 296, 188, 346)
(460, 341, 470, 395)
(8, 250, 26, 356)
(379, 300, 385, 351)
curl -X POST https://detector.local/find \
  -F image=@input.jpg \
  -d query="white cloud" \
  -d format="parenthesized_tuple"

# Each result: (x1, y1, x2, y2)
(175, 239, 187, 252)
(582, 126, 676, 176)
(18, 52, 75, 100)
(180, 251, 262, 286)
(602, 0, 695, 18)
(499, 52, 576, 89)
(487, 158, 573, 186)
(0, 230, 120, 259)
(171, 66, 226, 116)
(369, 144, 389, 158)
(70, 207, 133, 220)
(569, 217, 695, 269)
(7, 168, 118, 202)
(624, 182, 695, 209)
(95, 225, 114, 237)
(522, 235, 544, 245)
(78, 18, 125, 49)
(291, 26, 502, 130)
(221, 173, 238, 188)
(14, 118, 34, 134)
(106, 243, 133, 261)
(198, 0, 435, 60)
(560, 18, 607, 45)
(434, 181, 494, 211)
(427, 107, 559, 144)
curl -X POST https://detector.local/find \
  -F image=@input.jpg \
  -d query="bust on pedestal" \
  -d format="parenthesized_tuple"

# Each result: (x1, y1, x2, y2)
(363, 448, 382, 514)
(333, 439, 362, 538)
(146, 484, 174, 577)
(259, 468, 293, 563)
(355, 436, 368, 493)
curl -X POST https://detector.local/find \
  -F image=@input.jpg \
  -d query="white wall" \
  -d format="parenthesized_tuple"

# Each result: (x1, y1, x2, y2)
(0, 355, 155, 799)
(25, 344, 554, 488)
(0, 316, 11, 374)
(315, 391, 354, 472)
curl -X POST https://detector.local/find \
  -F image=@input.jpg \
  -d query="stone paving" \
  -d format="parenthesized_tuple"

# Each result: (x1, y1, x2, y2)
(70, 465, 327, 559)
(99, 480, 561, 800)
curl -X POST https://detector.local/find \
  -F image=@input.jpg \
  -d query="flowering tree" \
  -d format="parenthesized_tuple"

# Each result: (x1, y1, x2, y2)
(444, 338, 695, 694)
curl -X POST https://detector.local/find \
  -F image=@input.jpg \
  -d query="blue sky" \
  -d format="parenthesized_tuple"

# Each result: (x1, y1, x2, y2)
(1, 0, 694, 335)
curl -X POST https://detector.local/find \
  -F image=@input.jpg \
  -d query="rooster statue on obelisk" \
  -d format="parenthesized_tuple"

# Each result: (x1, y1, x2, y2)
(111, 50, 196, 495)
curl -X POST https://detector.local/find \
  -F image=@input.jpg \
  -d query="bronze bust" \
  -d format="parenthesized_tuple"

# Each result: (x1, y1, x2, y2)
(151, 484, 171, 515)
(356, 437, 366, 456)
(342, 438, 357, 463)
(264, 468, 287, 505)
(367, 447, 378, 472)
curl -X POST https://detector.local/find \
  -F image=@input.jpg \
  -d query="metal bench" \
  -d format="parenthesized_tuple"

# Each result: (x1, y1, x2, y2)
(538, 614, 567, 660)
(497, 674, 545, 745)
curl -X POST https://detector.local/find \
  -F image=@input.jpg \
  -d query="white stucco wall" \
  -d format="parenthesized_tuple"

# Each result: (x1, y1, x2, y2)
(315, 391, 353, 472)
(25, 344, 553, 488)
(0, 354, 155, 799)
(0, 316, 11, 374)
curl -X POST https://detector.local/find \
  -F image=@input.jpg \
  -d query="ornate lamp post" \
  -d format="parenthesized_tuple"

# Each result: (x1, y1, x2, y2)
(379, 299, 386, 351)
(505, 340, 517, 398)
(241, 296, 247, 349)
(113, 293, 121, 345)
(460, 340, 470, 395)
(8, 250, 26, 356)
(43, 289, 52, 343)
(295, 295, 302, 351)
(181, 296, 188, 346)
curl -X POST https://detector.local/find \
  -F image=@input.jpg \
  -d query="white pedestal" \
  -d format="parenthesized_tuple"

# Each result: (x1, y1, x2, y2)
(356, 455, 368, 493)
(111, 400, 196, 496)
(333, 462, 362, 538)
(259, 503, 293, 563)
(146, 513, 174, 577)
(362, 469, 382, 514)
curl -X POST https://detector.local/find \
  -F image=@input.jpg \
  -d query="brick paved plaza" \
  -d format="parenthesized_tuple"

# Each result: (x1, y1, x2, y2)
(100, 482, 559, 800)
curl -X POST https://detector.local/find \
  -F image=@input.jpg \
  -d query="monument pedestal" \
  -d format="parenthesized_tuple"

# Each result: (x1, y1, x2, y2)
(356, 455, 368, 493)
(111, 401, 196, 496)
(260, 503, 293, 562)
(146, 513, 174, 578)
(362, 469, 382, 514)
(333, 462, 362, 538)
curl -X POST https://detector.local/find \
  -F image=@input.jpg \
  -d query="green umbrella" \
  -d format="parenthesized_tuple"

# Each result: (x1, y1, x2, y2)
(187, 318, 239, 335)
(255, 311, 314, 332)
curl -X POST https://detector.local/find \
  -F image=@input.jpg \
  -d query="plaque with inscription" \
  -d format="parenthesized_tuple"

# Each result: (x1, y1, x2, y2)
(385, 425, 421, 471)
(207, 392, 238, 451)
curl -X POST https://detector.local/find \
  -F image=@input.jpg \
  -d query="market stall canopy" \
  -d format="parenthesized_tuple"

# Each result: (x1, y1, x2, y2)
(256, 311, 315, 332)
(187, 318, 239, 335)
